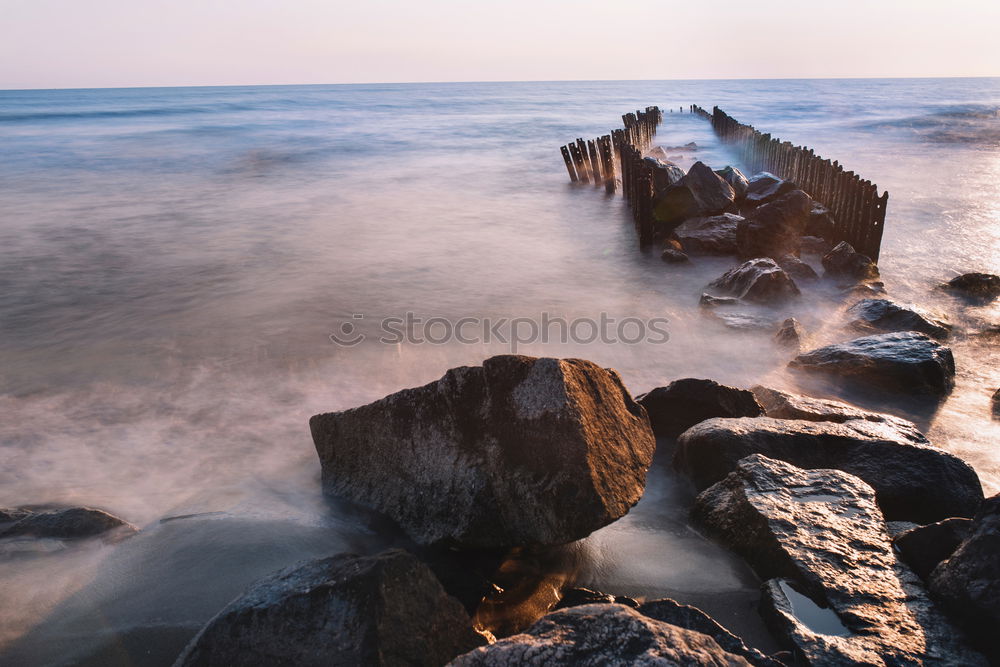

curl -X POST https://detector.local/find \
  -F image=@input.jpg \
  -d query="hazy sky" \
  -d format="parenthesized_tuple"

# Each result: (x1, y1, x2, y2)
(2, 0, 998, 89)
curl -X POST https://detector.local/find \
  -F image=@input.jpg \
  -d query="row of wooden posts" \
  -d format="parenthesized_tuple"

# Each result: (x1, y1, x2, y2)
(693, 104, 888, 262)
(558, 106, 664, 244)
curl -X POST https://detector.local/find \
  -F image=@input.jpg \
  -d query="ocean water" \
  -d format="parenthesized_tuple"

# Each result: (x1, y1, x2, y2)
(1, 79, 998, 664)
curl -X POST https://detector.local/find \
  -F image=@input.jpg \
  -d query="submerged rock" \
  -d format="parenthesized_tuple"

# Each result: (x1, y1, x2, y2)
(660, 247, 690, 263)
(638, 378, 763, 438)
(676, 213, 741, 255)
(175, 549, 486, 667)
(694, 454, 987, 666)
(846, 298, 951, 340)
(944, 272, 1000, 302)
(450, 604, 753, 666)
(821, 242, 879, 283)
(744, 173, 797, 207)
(736, 190, 813, 259)
(709, 258, 800, 304)
(773, 318, 804, 351)
(715, 166, 749, 200)
(699, 293, 740, 307)
(0, 506, 136, 540)
(789, 331, 956, 396)
(929, 494, 1000, 663)
(893, 517, 972, 580)
(310, 355, 656, 548)
(553, 587, 638, 610)
(707, 311, 779, 332)
(674, 417, 983, 523)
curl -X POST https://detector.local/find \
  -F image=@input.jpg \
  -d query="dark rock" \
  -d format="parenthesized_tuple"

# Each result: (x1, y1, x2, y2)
(643, 157, 686, 197)
(674, 417, 983, 523)
(0, 506, 136, 540)
(638, 378, 763, 438)
(840, 281, 886, 298)
(676, 213, 741, 255)
(638, 598, 781, 667)
(660, 247, 690, 263)
(715, 166, 749, 199)
(709, 258, 800, 304)
(993, 388, 1000, 417)
(846, 298, 951, 340)
(450, 604, 753, 666)
(944, 272, 1000, 302)
(773, 318, 804, 351)
(0, 507, 33, 524)
(695, 454, 987, 666)
(310, 355, 656, 548)
(805, 203, 836, 240)
(799, 235, 832, 255)
(654, 161, 736, 229)
(821, 241, 879, 283)
(174, 549, 486, 667)
(929, 495, 1000, 663)
(789, 331, 956, 396)
(736, 190, 813, 259)
(777, 254, 818, 283)
(894, 517, 972, 580)
(553, 587, 638, 610)
(744, 173, 798, 207)
(699, 293, 740, 307)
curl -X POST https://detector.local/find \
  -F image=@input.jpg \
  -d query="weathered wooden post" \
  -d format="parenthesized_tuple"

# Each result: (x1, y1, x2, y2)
(560, 145, 577, 182)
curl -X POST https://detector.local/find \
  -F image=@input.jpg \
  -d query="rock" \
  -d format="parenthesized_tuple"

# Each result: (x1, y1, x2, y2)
(638, 598, 781, 667)
(736, 190, 813, 259)
(449, 604, 753, 666)
(643, 157, 686, 197)
(309, 355, 656, 548)
(744, 173, 797, 207)
(840, 281, 886, 298)
(846, 298, 951, 340)
(893, 517, 972, 580)
(929, 495, 1000, 663)
(749, 385, 927, 439)
(676, 213, 741, 255)
(646, 146, 669, 160)
(699, 293, 740, 307)
(553, 587, 639, 610)
(773, 318, 804, 351)
(777, 254, 818, 283)
(821, 241, 879, 283)
(707, 312, 779, 332)
(175, 549, 486, 667)
(654, 162, 736, 229)
(709, 258, 800, 304)
(674, 417, 983, 523)
(694, 454, 987, 666)
(0, 506, 136, 540)
(715, 166, 749, 199)
(993, 388, 1000, 417)
(799, 235, 832, 255)
(660, 247, 690, 263)
(789, 331, 956, 396)
(805, 203, 836, 240)
(638, 378, 763, 438)
(944, 272, 1000, 303)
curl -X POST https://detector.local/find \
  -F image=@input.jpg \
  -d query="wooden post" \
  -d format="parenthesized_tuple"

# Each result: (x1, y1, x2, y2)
(587, 140, 602, 187)
(560, 145, 577, 182)
(569, 142, 588, 184)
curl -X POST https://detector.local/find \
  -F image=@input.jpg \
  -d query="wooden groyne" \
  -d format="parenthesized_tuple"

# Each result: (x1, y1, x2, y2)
(693, 105, 888, 261)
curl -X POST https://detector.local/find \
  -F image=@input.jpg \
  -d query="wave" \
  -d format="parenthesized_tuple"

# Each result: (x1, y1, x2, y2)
(858, 104, 1000, 145)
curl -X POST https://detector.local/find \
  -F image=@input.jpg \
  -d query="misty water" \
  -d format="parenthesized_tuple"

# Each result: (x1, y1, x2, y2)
(1, 79, 998, 665)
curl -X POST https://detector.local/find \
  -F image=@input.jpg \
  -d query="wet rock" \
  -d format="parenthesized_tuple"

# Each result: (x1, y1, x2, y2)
(660, 247, 690, 263)
(789, 331, 956, 396)
(709, 258, 800, 304)
(699, 293, 740, 307)
(674, 417, 983, 523)
(654, 162, 736, 229)
(694, 454, 987, 666)
(715, 166, 749, 199)
(707, 311, 779, 332)
(643, 157, 686, 197)
(805, 203, 836, 240)
(310, 355, 656, 548)
(821, 241, 879, 283)
(0, 506, 136, 540)
(638, 378, 763, 438)
(773, 318, 804, 351)
(553, 587, 639, 610)
(175, 549, 486, 667)
(638, 598, 782, 667)
(893, 517, 972, 580)
(929, 495, 1000, 663)
(450, 604, 753, 666)
(839, 281, 887, 299)
(799, 235, 832, 255)
(777, 255, 818, 283)
(744, 173, 797, 207)
(646, 146, 669, 160)
(736, 190, 813, 259)
(676, 213, 741, 255)
(944, 272, 1000, 303)
(846, 298, 951, 340)
(993, 388, 1000, 417)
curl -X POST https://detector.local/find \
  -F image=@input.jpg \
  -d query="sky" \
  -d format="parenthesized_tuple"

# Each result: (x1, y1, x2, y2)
(2, 0, 998, 89)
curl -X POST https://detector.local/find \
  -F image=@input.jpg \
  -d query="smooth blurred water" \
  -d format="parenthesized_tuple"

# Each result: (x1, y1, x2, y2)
(1, 79, 998, 664)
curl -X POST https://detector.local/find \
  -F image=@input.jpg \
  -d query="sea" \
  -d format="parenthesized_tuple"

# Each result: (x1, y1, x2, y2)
(1, 78, 998, 665)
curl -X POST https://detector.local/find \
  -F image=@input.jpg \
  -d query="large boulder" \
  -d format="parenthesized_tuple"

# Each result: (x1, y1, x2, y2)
(0, 506, 135, 540)
(694, 455, 987, 666)
(744, 173, 797, 207)
(736, 190, 813, 259)
(309, 355, 656, 548)
(805, 203, 836, 240)
(846, 298, 951, 340)
(944, 272, 1000, 303)
(709, 258, 800, 304)
(676, 213, 742, 255)
(674, 417, 983, 523)
(715, 166, 749, 199)
(821, 242, 879, 283)
(637, 378, 763, 438)
(175, 549, 487, 667)
(789, 331, 956, 396)
(449, 604, 753, 666)
(643, 157, 685, 197)
(929, 495, 1000, 663)
(654, 161, 736, 229)
(893, 517, 972, 580)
